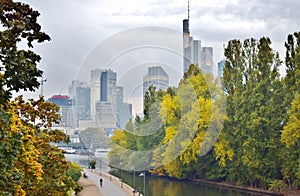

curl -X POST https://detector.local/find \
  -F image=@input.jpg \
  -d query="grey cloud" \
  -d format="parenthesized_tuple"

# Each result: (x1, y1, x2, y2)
(16, 0, 300, 99)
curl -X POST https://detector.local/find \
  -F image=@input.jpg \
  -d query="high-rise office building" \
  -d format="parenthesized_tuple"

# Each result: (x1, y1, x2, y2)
(115, 86, 124, 128)
(100, 69, 117, 102)
(114, 87, 133, 129)
(75, 83, 90, 121)
(68, 80, 91, 127)
(119, 103, 133, 129)
(143, 66, 169, 97)
(218, 60, 226, 78)
(91, 68, 132, 129)
(68, 80, 80, 99)
(95, 101, 116, 128)
(48, 95, 75, 128)
(201, 47, 213, 74)
(90, 69, 103, 120)
(193, 40, 202, 66)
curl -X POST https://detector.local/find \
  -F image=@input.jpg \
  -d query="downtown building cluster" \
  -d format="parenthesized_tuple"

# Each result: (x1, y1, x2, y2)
(47, 66, 171, 133)
(48, 69, 133, 134)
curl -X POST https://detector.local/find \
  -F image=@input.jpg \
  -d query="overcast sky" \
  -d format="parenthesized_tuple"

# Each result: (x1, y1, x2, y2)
(19, 0, 300, 114)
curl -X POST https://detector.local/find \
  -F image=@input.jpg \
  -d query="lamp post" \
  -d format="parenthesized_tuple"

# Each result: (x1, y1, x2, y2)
(139, 172, 146, 196)
(120, 162, 123, 188)
(130, 167, 136, 189)
(99, 157, 102, 176)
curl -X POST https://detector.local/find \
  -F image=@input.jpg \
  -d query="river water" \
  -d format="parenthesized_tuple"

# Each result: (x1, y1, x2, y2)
(66, 154, 269, 196)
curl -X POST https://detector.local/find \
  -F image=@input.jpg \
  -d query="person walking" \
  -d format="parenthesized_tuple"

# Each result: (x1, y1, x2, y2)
(99, 178, 103, 187)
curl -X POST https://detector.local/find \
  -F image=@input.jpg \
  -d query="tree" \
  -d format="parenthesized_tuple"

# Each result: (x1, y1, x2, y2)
(13, 96, 80, 195)
(281, 47, 300, 187)
(157, 64, 226, 179)
(0, 0, 50, 103)
(79, 127, 108, 149)
(284, 32, 300, 93)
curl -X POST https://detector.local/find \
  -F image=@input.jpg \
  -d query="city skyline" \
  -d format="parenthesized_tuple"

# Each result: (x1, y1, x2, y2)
(17, 0, 300, 112)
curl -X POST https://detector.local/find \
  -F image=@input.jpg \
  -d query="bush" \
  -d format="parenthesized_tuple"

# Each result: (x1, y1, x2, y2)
(67, 162, 82, 182)
(89, 159, 96, 169)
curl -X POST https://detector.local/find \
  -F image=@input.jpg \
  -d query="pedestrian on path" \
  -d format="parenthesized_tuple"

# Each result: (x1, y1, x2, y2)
(99, 178, 103, 187)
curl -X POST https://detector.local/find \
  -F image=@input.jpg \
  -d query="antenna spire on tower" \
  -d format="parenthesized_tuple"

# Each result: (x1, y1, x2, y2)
(188, 0, 190, 20)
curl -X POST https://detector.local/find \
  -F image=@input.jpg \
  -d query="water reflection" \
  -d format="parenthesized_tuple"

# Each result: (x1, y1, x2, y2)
(66, 154, 269, 196)
(116, 172, 270, 196)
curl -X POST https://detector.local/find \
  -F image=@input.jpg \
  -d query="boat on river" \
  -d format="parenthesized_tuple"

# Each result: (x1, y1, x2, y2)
(59, 147, 76, 154)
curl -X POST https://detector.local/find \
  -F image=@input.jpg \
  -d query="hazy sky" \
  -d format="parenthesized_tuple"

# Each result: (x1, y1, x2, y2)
(18, 0, 300, 114)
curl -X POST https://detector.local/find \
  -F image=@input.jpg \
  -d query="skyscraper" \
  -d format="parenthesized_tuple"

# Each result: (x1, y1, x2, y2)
(90, 69, 103, 120)
(68, 80, 91, 127)
(183, 1, 193, 73)
(48, 95, 75, 128)
(75, 83, 90, 121)
(193, 40, 202, 66)
(143, 66, 169, 97)
(68, 80, 80, 99)
(115, 86, 124, 127)
(119, 103, 133, 129)
(100, 69, 117, 102)
(217, 60, 226, 78)
(201, 47, 213, 74)
(95, 101, 116, 128)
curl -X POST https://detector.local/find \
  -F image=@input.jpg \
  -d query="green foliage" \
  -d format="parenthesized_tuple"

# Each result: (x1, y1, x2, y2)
(268, 180, 286, 192)
(0, 0, 50, 103)
(79, 127, 108, 148)
(67, 163, 82, 182)
(218, 36, 286, 188)
(89, 159, 96, 169)
(284, 32, 300, 93)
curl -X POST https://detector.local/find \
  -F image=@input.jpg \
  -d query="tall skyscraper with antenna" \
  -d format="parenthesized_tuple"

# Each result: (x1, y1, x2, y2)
(183, 1, 193, 73)
(182, 1, 213, 75)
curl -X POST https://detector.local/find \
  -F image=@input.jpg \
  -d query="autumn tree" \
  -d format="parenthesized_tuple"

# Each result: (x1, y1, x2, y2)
(155, 64, 226, 179)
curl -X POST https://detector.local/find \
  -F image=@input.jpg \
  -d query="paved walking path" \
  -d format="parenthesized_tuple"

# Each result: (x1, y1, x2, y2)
(78, 176, 101, 196)
(80, 169, 134, 196)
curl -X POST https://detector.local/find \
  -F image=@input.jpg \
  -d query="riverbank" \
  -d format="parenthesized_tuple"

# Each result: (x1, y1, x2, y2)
(191, 178, 300, 196)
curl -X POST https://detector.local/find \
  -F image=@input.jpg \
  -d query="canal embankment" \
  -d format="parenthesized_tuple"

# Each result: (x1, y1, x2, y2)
(191, 178, 284, 196)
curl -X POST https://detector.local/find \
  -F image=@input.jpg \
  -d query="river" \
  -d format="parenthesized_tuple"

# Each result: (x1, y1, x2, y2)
(66, 154, 269, 196)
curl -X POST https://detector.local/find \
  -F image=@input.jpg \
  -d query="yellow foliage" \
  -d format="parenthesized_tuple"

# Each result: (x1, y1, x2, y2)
(163, 126, 177, 144)
(1, 103, 44, 194)
(281, 95, 300, 147)
(110, 129, 127, 147)
(214, 134, 234, 167)
(197, 97, 212, 130)
(160, 94, 180, 126)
